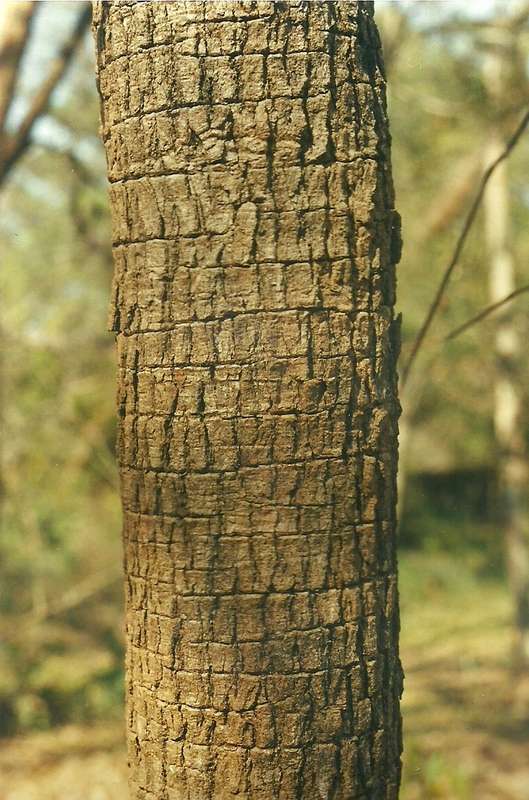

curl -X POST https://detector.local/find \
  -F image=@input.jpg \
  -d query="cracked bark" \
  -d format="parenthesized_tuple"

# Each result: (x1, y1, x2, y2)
(93, 2, 402, 798)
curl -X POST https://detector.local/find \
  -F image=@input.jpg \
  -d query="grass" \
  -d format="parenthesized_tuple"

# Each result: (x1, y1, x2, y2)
(400, 551, 529, 799)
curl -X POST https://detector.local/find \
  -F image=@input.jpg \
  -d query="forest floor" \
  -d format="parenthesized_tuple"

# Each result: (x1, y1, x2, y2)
(3, 552, 529, 800)
(399, 552, 529, 799)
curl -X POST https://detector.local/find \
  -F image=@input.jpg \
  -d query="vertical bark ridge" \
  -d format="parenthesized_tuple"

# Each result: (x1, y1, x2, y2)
(94, 2, 402, 798)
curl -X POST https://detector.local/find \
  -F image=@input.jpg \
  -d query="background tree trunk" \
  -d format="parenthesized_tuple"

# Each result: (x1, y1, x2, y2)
(94, 2, 402, 798)
(484, 43, 529, 669)
(484, 132, 529, 667)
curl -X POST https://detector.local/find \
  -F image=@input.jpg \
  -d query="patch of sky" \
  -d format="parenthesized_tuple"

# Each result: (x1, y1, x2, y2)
(377, 0, 506, 28)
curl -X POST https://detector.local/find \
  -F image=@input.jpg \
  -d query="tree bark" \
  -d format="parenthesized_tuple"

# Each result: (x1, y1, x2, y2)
(94, 2, 402, 798)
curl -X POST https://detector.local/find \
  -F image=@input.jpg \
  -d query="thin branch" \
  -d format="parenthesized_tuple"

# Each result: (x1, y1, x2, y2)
(0, 2, 91, 186)
(1, 571, 121, 643)
(0, 1, 37, 133)
(445, 283, 529, 342)
(39, 571, 121, 622)
(419, 148, 483, 242)
(400, 106, 529, 388)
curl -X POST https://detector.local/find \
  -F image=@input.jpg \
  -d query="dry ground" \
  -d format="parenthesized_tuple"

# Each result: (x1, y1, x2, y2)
(2, 553, 529, 800)
(399, 553, 529, 799)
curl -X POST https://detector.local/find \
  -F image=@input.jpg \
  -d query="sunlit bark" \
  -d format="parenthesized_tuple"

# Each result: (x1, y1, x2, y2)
(94, 2, 403, 797)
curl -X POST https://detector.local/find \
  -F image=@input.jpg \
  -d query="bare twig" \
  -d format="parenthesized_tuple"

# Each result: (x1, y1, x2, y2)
(1, 571, 121, 643)
(39, 571, 121, 622)
(0, 3, 91, 186)
(445, 283, 529, 342)
(401, 107, 529, 388)
(0, 1, 37, 133)
(419, 149, 483, 242)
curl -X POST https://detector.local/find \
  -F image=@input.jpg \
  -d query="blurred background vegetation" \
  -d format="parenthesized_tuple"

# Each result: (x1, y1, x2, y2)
(2, 1, 529, 798)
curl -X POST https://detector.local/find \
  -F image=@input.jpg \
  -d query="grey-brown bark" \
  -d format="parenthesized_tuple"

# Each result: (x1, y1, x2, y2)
(94, 2, 402, 798)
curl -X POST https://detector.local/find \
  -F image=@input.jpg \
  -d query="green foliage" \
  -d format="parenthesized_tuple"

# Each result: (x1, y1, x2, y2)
(399, 469, 504, 577)
(0, 27, 122, 734)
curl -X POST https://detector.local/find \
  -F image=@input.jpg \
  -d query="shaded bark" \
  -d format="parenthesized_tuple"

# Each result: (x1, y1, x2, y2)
(94, 2, 402, 797)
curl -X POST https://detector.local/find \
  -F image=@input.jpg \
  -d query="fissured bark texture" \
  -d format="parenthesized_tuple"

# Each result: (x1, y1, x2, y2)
(94, 2, 403, 798)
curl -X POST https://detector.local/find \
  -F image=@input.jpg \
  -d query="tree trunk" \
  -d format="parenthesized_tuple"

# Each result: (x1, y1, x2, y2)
(483, 39, 529, 669)
(94, 2, 403, 798)
(484, 132, 529, 667)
